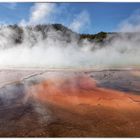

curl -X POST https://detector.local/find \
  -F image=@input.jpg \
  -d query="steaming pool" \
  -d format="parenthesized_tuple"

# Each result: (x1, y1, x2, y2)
(0, 68, 140, 137)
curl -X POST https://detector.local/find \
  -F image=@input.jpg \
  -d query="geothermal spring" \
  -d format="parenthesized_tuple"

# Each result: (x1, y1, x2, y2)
(0, 26, 140, 137)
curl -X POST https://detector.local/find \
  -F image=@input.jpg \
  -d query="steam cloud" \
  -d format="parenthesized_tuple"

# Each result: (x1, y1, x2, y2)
(0, 3, 140, 69)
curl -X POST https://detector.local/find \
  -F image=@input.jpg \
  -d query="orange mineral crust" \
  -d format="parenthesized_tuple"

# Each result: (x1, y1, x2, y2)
(1, 70, 140, 137)
(29, 73, 140, 112)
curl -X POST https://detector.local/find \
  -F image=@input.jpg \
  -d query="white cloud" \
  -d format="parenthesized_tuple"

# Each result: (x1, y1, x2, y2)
(69, 10, 90, 33)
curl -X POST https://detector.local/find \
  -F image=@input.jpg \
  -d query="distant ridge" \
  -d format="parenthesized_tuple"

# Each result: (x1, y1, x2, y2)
(1, 24, 140, 45)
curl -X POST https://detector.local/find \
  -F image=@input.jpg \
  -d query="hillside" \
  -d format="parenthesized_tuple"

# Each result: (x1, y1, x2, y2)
(0, 24, 140, 47)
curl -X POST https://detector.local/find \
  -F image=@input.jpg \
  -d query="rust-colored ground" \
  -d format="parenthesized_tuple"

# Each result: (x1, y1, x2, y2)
(30, 74, 140, 110)
(0, 70, 140, 137)
(28, 71, 140, 137)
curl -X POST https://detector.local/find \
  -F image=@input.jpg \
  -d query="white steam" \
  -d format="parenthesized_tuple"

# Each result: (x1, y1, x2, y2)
(0, 25, 140, 69)
(118, 9, 140, 32)
(29, 3, 56, 24)
(0, 27, 92, 68)
(69, 10, 90, 33)
(0, 4, 140, 69)
(20, 3, 90, 33)
(20, 3, 57, 25)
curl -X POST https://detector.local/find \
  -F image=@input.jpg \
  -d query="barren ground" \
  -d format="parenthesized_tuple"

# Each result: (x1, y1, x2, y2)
(0, 69, 140, 137)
